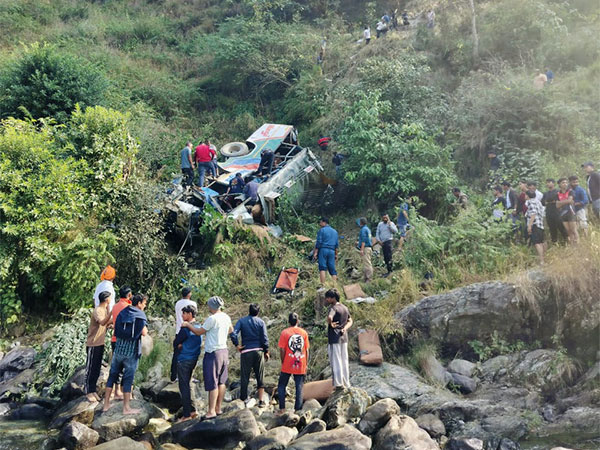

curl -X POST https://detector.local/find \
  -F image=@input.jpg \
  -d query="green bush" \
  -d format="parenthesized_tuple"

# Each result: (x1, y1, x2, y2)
(0, 43, 107, 122)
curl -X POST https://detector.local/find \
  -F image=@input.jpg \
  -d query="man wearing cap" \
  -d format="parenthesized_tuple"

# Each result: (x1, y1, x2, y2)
(93, 265, 116, 310)
(183, 296, 233, 419)
(313, 217, 339, 285)
(583, 162, 600, 220)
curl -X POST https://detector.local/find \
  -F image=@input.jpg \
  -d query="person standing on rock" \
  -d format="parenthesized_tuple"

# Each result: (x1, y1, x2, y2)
(93, 265, 116, 310)
(229, 303, 270, 408)
(172, 287, 198, 381)
(356, 217, 373, 282)
(525, 190, 546, 265)
(173, 305, 202, 422)
(277, 312, 309, 414)
(542, 178, 568, 244)
(325, 289, 352, 390)
(313, 217, 339, 285)
(84, 291, 113, 403)
(182, 296, 233, 419)
(556, 177, 579, 245)
(103, 293, 148, 415)
(109, 286, 133, 399)
(375, 213, 398, 277)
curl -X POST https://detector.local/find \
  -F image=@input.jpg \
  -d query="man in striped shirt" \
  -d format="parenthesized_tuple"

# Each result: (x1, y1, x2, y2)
(526, 190, 546, 265)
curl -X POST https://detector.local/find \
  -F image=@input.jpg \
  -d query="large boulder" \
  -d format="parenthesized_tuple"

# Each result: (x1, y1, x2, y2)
(167, 408, 259, 449)
(139, 379, 169, 401)
(91, 399, 155, 441)
(358, 398, 400, 435)
(155, 382, 183, 411)
(0, 346, 36, 382)
(450, 373, 477, 394)
(295, 419, 326, 440)
(245, 426, 298, 450)
(320, 387, 371, 429)
(446, 438, 484, 450)
(59, 421, 100, 450)
(9, 403, 52, 420)
(61, 365, 109, 402)
(0, 368, 35, 400)
(374, 414, 440, 450)
(415, 414, 446, 439)
(287, 424, 371, 450)
(89, 436, 146, 449)
(447, 360, 476, 378)
(50, 396, 99, 429)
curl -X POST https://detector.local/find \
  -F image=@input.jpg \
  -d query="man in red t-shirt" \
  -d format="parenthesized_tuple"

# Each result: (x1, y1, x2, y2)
(195, 140, 216, 187)
(109, 286, 133, 399)
(277, 313, 309, 414)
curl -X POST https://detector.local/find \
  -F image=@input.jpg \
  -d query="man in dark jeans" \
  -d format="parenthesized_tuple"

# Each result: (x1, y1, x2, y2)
(173, 305, 202, 422)
(277, 313, 309, 414)
(542, 178, 567, 244)
(230, 304, 270, 408)
(180, 142, 195, 188)
(258, 149, 275, 177)
(375, 213, 398, 277)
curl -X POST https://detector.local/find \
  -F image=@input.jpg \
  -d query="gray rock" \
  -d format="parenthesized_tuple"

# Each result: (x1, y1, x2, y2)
(91, 399, 153, 441)
(451, 373, 477, 394)
(295, 418, 326, 440)
(155, 382, 182, 411)
(25, 395, 60, 410)
(320, 387, 371, 429)
(358, 398, 400, 435)
(415, 413, 446, 439)
(59, 421, 100, 450)
(139, 379, 169, 401)
(268, 411, 300, 429)
(146, 362, 164, 384)
(300, 399, 322, 413)
(50, 396, 100, 429)
(374, 414, 440, 450)
(288, 423, 371, 450)
(9, 403, 51, 420)
(245, 426, 298, 450)
(89, 436, 146, 449)
(0, 346, 36, 381)
(61, 365, 109, 402)
(0, 368, 35, 399)
(447, 437, 484, 450)
(497, 438, 520, 450)
(421, 354, 453, 386)
(0, 403, 11, 416)
(537, 406, 600, 437)
(167, 408, 259, 448)
(447, 360, 476, 377)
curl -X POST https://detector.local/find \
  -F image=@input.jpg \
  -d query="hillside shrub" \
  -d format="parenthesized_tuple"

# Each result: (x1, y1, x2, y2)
(0, 43, 107, 122)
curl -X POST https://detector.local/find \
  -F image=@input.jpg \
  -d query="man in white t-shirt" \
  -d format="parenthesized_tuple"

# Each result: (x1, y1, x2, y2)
(175, 288, 197, 334)
(93, 265, 116, 310)
(182, 296, 233, 419)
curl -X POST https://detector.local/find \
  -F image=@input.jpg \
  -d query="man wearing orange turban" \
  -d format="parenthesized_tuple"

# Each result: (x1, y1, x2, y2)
(94, 265, 116, 310)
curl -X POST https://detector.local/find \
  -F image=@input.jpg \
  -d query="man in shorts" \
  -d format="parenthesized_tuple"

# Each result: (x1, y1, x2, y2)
(182, 296, 233, 419)
(526, 190, 546, 264)
(313, 217, 339, 285)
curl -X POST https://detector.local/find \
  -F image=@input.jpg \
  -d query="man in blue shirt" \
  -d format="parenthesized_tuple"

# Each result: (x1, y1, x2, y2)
(230, 304, 269, 407)
(180, 142, 195, 188)
(357, 217, 373, 282)
(313, 217, 339, 285)
(244, 180, 260, 206)
(569, 175, 589, 236)
(224, 173, 246, 209)
(397, 198, 411, 248)
(174, 305, 202, 422)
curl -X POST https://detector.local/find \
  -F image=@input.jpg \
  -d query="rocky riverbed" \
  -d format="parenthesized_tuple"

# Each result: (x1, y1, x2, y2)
(0, 270, 598, 449)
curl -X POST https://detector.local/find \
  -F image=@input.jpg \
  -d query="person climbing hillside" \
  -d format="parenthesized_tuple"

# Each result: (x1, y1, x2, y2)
(313, 217, 339, 285)
(356, 217, 373, 283)
(93, 265, 116, 310)
(363, 26, 371, 44)
(180, 141, 195, 188)
(376, 213, 398, 277)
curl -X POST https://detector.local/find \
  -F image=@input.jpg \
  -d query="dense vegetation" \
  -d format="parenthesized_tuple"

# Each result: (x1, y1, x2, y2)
(0, 0, 598, 337)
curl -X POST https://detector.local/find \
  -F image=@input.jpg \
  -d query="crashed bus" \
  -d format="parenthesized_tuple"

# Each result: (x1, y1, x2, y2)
(165, 124, 324, 242)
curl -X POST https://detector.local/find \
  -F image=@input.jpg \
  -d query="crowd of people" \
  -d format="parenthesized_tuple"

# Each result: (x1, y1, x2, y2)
(362, 10, 416, 44)
(488, 162, 599, 264)
(84, 266, 353, 421)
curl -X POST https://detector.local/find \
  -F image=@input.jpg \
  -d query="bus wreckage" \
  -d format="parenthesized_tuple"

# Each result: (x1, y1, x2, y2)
(165, 124, 324, 243)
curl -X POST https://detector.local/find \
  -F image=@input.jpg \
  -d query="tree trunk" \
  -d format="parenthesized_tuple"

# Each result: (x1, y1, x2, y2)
(469, 0, 479, 63)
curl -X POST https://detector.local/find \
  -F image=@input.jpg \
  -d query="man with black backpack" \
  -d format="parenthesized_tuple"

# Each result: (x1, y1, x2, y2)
(103, 294, 148, 414)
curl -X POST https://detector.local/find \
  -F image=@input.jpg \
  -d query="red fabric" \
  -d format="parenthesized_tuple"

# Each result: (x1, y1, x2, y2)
(318, 137, 331, 148)
(275, 268, 299, 291)
(518, 192, 528, 215)
(110, 298, 132, 343)
(278, 326, 309, 375)
(195, 144, 215, 163)
(557, 189, 571, 201)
